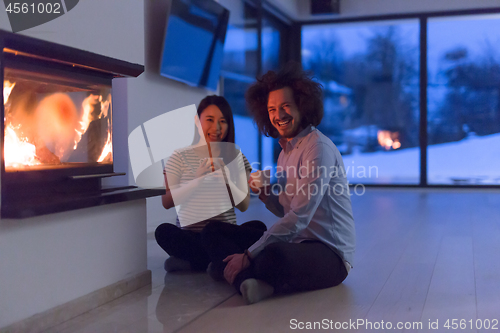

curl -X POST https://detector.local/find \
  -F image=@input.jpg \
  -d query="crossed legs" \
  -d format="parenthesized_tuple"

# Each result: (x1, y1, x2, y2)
(201, 221, 348, 300)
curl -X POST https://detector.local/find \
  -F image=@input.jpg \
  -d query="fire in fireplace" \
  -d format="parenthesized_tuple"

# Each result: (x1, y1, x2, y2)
(4, 67, 113, 170)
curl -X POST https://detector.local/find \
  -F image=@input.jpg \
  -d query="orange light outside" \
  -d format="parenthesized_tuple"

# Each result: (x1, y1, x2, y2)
(377, 130, 401, 150)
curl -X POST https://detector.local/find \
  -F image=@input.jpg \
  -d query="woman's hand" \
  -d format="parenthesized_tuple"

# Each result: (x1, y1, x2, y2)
(248, 178, 261, 194)
(195, 159, 213, 178)
(223, 252, 251, 285)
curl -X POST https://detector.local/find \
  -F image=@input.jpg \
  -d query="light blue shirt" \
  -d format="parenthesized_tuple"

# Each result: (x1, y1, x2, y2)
(248, 125, 356, 268)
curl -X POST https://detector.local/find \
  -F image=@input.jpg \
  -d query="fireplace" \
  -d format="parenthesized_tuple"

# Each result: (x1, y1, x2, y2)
(0, 30, 157, 218)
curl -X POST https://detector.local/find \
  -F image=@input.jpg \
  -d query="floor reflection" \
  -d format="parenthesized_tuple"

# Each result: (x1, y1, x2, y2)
(155, 272, 235, 333)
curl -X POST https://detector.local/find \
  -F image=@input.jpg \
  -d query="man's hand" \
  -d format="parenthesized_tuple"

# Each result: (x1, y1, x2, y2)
(223, 252, 251, 285)
(249, 179, 270, 203)
(258, 184, 272, 203)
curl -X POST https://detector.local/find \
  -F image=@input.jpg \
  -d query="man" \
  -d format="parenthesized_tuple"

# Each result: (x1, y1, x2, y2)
(201, 64, 356, 304)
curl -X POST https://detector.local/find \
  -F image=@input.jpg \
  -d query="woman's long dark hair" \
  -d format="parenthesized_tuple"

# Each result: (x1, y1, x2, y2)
(197, 95, 236, 144)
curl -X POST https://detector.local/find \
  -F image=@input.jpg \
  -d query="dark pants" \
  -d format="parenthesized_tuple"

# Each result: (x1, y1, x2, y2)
(201, 221, 348, 293)
(201, 221, 266, 273)
(155, 220, 266, 271)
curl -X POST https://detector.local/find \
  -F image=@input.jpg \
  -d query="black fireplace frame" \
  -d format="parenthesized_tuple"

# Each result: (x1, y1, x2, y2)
(0, 30, 163, 218)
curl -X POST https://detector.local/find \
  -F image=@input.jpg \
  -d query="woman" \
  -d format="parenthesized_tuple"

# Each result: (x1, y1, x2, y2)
(155, 95, 266, 273)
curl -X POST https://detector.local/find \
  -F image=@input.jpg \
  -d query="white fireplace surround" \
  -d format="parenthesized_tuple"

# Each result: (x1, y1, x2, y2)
(0, 201, 149, 331)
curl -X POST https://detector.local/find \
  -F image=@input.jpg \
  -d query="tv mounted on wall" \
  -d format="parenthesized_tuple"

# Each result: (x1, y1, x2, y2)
(160, 0, 229, 91)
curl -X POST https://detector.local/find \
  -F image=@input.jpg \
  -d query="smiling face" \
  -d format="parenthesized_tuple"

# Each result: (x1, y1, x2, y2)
(199, 104, 228, 143)
(268, 87, 303, 140)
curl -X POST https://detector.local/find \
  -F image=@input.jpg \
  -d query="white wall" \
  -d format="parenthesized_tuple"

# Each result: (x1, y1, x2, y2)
(0, 0, 143, 63)
(0, 201, 147, 328)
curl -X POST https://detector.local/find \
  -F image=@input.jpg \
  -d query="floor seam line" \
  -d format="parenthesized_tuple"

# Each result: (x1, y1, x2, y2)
(171, 292, 238, 333)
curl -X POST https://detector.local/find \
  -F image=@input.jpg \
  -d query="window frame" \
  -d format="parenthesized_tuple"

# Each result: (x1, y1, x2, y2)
(299, 7, 500, 188)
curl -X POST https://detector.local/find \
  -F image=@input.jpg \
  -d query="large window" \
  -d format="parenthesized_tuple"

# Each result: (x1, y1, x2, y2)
(301, 11, 500, 187)
(220, 0, 287, 172)
(302, 20, 420, 184)
(427, 14, 500, 185)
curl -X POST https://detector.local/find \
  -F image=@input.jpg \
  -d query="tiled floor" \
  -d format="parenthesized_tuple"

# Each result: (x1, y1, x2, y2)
(45, 189, 500, 333)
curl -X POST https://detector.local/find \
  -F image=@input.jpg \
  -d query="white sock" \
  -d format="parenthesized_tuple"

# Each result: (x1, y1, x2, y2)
(240, 278, 274, 304)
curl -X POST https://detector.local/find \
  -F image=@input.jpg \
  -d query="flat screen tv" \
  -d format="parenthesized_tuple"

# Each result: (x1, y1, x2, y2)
(160, 0, 229, 91)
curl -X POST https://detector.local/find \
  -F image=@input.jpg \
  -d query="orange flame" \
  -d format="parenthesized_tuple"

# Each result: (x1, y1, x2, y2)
(4, 80, 39, 167)
(377, 130, 401, 150)
(96, 94, 112, 162)
(99, 94, 111, 118)
(3, 80, 16, 104)
(4, 124, 40, 167)
(74, 94, 98, 149)
(97, 130, 112, 162)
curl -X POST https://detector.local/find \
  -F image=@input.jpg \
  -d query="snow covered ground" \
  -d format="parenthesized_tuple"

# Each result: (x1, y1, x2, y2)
(342, 133, 500, 185)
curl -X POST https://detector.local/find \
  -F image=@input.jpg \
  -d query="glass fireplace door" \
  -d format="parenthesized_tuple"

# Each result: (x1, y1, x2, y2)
(3, 67, 113, 171)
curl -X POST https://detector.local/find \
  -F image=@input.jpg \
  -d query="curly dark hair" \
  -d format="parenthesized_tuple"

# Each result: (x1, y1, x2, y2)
(245, 62, 323, 138)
